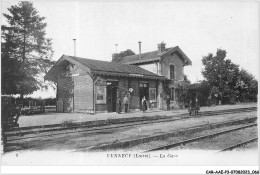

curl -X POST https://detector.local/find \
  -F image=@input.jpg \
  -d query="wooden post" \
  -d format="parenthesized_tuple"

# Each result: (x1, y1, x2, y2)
(93, 76, 100, 115)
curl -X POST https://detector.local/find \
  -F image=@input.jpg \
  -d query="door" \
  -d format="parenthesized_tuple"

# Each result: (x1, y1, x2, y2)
(107, 81, 118, 112)
(139, 83, 149, 108)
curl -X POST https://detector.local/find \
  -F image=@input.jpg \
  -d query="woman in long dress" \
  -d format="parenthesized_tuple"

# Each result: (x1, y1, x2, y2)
(141, 96, 147, 113)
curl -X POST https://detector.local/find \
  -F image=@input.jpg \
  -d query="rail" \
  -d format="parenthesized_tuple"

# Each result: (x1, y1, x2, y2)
(218, 137, 258, 152)
(145, 123, 257, 152)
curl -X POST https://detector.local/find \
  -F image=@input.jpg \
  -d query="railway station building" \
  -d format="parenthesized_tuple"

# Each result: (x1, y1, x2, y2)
(44, 42, 192, 113)
(112, 42, 192, 109)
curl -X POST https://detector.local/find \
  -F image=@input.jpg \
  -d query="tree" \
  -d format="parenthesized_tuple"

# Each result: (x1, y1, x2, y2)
(1, 1, 55, 98)
(201, 49, 240, 104)
(112, 49, 135, 63)
(1, 28, 22, 95)
(117, 49, 135, 58)
(236, 69, 258, 102)
(187, 81, 210, 106)
(177, 75, 191, 107)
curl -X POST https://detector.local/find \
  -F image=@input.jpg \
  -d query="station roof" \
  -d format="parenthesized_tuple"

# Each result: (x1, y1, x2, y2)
(118, 46, 192, 66)
(45, 55, 165, 82)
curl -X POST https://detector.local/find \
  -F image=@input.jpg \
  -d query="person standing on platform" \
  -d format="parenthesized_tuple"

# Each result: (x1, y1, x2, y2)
(123, 94, 129, 113)
(166, 95, 171, 111)
(195, 97, 200, 116)
(127, 94, 130, 113)
(188, 99, 193, 116)
(142, 96, 147, 113)
(116, 97, 122, 114)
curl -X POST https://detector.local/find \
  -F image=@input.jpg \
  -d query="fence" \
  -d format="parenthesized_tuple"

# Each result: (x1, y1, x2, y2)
(1, 96, 57, 115)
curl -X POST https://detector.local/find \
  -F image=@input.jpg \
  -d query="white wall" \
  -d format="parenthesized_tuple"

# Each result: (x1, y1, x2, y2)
(139, 63, 158, 75)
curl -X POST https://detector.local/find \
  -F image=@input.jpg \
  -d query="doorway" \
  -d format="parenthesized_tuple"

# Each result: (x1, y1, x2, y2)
(139, 82, 149, 108)
(107, 81, 118, 112)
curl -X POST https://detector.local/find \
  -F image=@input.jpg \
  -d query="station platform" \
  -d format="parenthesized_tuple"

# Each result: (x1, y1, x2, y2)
(18, 102, 257, 128)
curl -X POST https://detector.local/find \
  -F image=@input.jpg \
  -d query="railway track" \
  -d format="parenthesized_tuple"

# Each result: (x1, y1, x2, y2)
(193, 107, 256, 116)
(5, 106, 257, 142)
(5, 106, 256, 142)
(85, 117, 256, 152)
(218, 137, 258, 152)
(144, 123, 257, 152)
(4, 117, 257, 152)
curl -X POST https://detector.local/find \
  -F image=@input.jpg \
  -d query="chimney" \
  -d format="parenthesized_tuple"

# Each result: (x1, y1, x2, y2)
(158, 42, 166, 54)
(112, 44, 121, 63)
(138, 41, 142, 59)
(112, 53, 121, 63)
(115, 44, 118, 53)
(73, 39, 76, 56)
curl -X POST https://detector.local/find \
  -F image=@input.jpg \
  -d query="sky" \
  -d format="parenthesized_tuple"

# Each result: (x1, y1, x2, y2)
(1, 0, 259, 98)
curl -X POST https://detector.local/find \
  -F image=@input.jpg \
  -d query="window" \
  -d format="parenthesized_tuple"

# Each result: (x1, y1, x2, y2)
(170, 65, 175, 80)
(96, 85, 106, 104)
(140, 83, 148, 87)
(170, 88, 175, 101)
